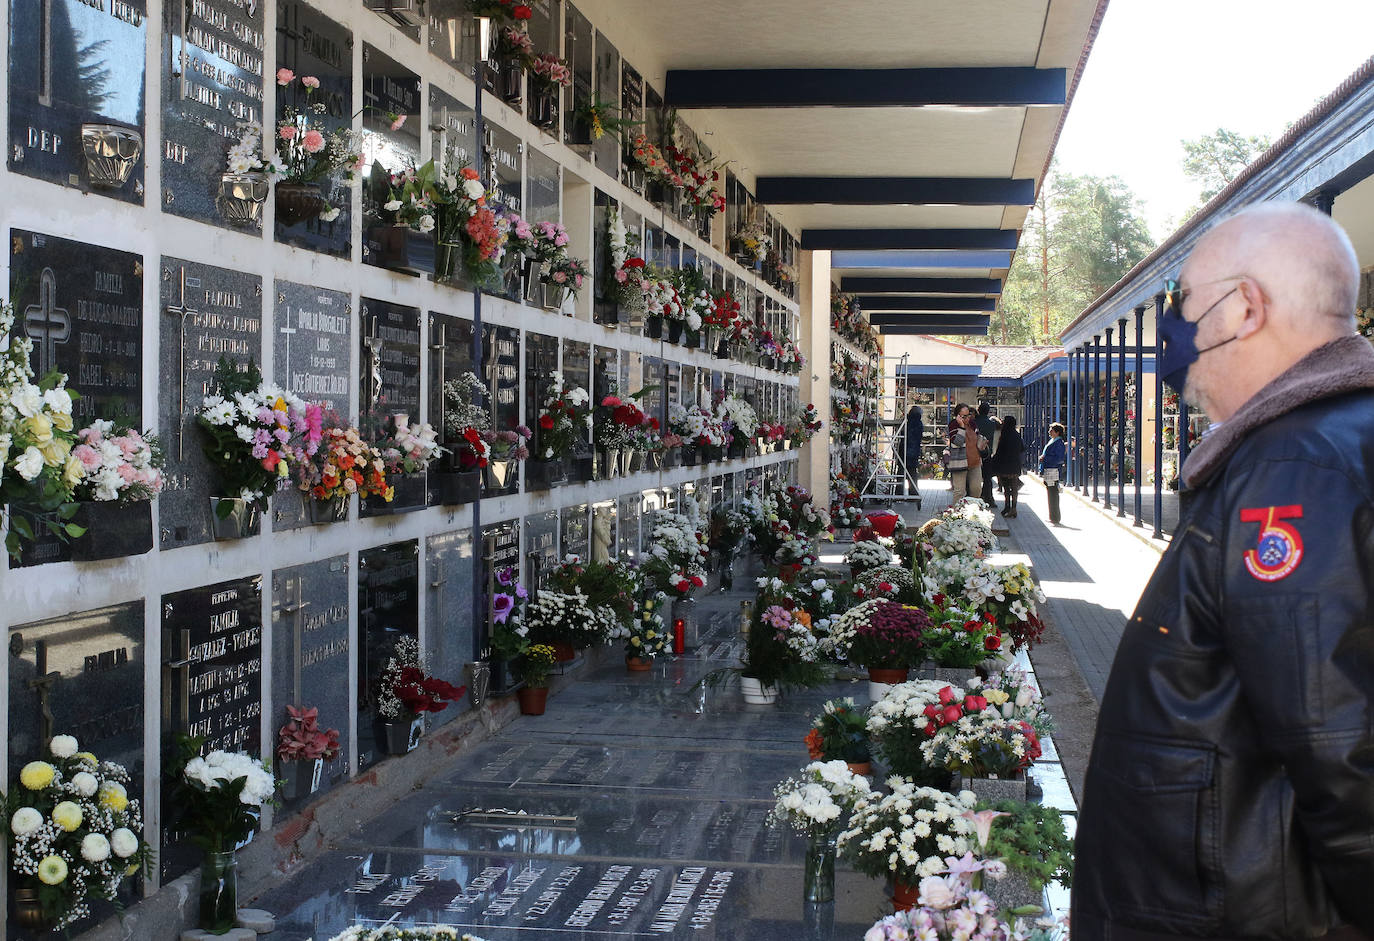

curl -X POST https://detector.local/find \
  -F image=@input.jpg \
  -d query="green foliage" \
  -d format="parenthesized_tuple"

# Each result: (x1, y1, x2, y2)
(982, 799, 1075, 890)
(1181, 127, 1273, 208)
(547, 558, 639, 625)
(518, 644, 558, 688)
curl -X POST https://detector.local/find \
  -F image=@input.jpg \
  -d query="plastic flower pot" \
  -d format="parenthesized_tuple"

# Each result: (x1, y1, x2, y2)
(275, 182, 328, 228)
(68, 500, 153, 560)
(308, 494, 347, 525)
(435, 469, 481, 506)
(517, 686, 548, 715)
(209, 497, 261, 541)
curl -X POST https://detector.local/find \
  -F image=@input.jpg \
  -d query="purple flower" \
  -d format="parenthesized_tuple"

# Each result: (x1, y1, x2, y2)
(251, 443, 269, 459)
(492, 593, 515, 623)
(516, 425, 532, 438)
(516, 584, 528, 600)
(256, 406, 275, 423)
(497, 566, 516, 587)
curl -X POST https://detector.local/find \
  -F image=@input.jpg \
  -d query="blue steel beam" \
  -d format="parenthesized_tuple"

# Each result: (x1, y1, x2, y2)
(857, 296, 997, 313)
(756, 177, 1035, 206)
(803, 229, 1020, 251)
(840, 277, 1002, 295)
(664, 67, 1067, 109)
(832, 250, 1014, 269)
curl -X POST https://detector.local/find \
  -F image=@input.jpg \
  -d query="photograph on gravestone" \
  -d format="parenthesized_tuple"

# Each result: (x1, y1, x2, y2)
(482, 323, 521, 493)
(590, 500, 615, 563)
(479, 519, 519, 669)
(592, 31, 620, 170)
(8, 230, 143, 564)
(8, 0, 147, 203)
(275, 3, 353, 256)
(425, 528, 475, 713)
(429, 312, 475, 498)
(271, 557, 350, 810)
(158, 256, 263, 549)
(359, 298, 422, 515)
(160, 575, 264, 881)
(9, 601, 146, 787)
(617, 492, 639, 561)
(560, 502, 589, 561)
(361, 45, 424, 274)
(357, 539, 421, 771)
(563, 3, 593, 148)
(523, 510, 557, 590)
(162, 0, 265, 229)
(428, 0, 480, 79)
(274, 281, 352, 530)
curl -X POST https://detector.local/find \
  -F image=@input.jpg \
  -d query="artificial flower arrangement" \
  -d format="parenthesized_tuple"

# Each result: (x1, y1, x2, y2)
(855, 564, 921, 604)
(731, 218, 772, 264)
(672, 266, 711, 335)
(864, 679, 966, 784)
(777, 334, 806, 372)
(614, 592, 671, 661)
(198, 358, 320, 514)
(704, 290, 740, 349)
(547, 556, 640, 628)
(626, 133, 674, 185)
(845, 537, 895, 574)
(642, 509, 709, 598)
(0, 300, 83, 558)
(840, 599, 930, 671)
(426, 160, 510, 288)
(627, 414, 663, 464)
(492, 23, 535, 71)
(571, 94, 640, 143)
(862, 870, 1017, 941)
(921, 559, 1047, 654)
(921, 499, 1000, 560)
(523, 587, 620, 651)
(299, 424, 391, 504)
(276, 706, 341, 764)
(70, 421, 165, 503)
(605, 207, 648, 313)
(528, 220, 587, 299)
(716, 393, 758, 447)
(529, 52, 571, 93)
(643, 270, 684, 330)
(487, 565, 532, 662)
(667, 403, 726, 453)
(367, 160, 436, 235)
(743, 481, 834, 563)
(830, 474, 866, 529)
(711, 578, 832, 693)
(375, 635, 466, 722)
(922, 605, 1003, 670)
(372, 413, 444, 477)
(534, 373, 591, 460)
(920, 702, 1044, 782)
(838, 779, 978, 886)
(804, 698, 872, 767)
(466, 0, 532, 20)
(767, 760, 872, 837)
(593, 386, 649, 452)
(269, 70, 366, 220)
(1, 735, 151, 931)
(442, 372, 492, 471)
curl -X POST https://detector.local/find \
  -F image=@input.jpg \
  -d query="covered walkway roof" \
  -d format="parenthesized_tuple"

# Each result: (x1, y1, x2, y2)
(581, 0, 1109, 338)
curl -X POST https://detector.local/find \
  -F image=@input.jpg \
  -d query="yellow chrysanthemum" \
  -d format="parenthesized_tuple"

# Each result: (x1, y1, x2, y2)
(20, 761, 55, 790)
(52, 800, 83, 832)
(38, 856, 68, 885)
(99, 782, 129, 813)
(76, 752, 98, 767)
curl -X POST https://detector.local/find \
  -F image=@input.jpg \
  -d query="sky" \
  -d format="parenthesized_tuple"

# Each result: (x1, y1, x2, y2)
(1053, 0, 1374, 239)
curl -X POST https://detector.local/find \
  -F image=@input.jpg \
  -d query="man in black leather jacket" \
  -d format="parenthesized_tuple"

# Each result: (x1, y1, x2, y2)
(1073, 202, 1374, 941)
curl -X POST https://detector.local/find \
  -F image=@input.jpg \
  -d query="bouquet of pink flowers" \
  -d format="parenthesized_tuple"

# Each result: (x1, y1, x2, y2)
(71, 421, 164, 503)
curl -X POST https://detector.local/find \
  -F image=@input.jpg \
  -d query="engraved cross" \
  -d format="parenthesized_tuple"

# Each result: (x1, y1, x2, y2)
(23, 267, 70, 376)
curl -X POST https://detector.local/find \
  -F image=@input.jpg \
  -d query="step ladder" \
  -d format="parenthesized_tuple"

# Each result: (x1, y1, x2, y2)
(861, 353, 921, 508)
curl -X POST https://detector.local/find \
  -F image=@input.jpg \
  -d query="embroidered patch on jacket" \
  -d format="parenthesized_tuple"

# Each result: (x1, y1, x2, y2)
(1239, 505, 1304, 582)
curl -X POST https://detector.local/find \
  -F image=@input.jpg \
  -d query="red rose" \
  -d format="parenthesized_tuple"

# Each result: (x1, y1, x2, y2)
(922, 704, 939, 718)
(963, 620, 981, 633)
(513, 4, 532, 17)
(923, 721, 939, 737)
(983, 634, 1002, 651)
(539, 414, 555, 430)
(941, 704, 963, 724)
(690, 575, 704, 587)
(938, 685, 956, 704)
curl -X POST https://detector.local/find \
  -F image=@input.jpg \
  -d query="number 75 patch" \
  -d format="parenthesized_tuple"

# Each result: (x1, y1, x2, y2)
(1239, 505, 1304, 582)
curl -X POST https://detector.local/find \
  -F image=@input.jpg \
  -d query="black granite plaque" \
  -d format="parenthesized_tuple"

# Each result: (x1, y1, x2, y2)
(162, 0, 266, 227)
(481, 324, 521, 493)
(358, 539, 420, 771)
(640, 356, 663, 428)
(592, 190, 613, 322)
(564, 3, 593, 149)
(592, 30, 620, 171)
(429, 312, 475, 459)
(560, 503, 589, 561)
(275, 3, 353, 256)
(9, 601, 145, 779)
(485, 120, 523, 217)
(430, 88, 477, 173)
(361, 44, 422, 271)
(272, 557, 350, 806)
(428, 0, 479, 79)
(480, 519, 520, 655)
(8, 0, 147, 203)
(620, 60, 643, 186)
(643, 223, 663, 270)
(593, 345, 617, 403)
(426, 528, 475, 699)
(523, 511, 557, 589)
(665, 363, 681, 413)
(524, 332, 557, 449)
(158, 257, 264, 549)
(526, 148, 560, 224)
(359, 298, 421, 439)
(640, 490, 659, 554)
(563, 339, 590, 397)
(616, 493, 639, 561)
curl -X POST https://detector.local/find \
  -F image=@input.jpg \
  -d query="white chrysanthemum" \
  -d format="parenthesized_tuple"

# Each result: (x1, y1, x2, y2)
(71, 771, 99, 797)
(81, 832, 111, 862)
(11, 807, 43, 836)
(49, 735, 78, 758)
(110, 827, 139, 859)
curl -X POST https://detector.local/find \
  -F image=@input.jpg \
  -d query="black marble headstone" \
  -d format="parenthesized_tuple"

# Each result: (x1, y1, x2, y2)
(560, 503, 589, 561)
(564, 3, 593, 149)
(616, 494, 639, 560)
(620, 61, 643, 188)
(430, 88, 477, 172)
(592, 30, 620, 171)
(162, 0, 266, 227)
(479, 520, 520, 656)
(271, 556, 351, 806)
(8, 0, 147, 203)
(359, 298, 421, 439)
(524, 333, 558, 451)
(361, 44, 422, 271)
(523, 511, 557, 590)
(485, 120, 523, 219)
(158, 257, 264, 549)
(428, 0, 479, 79)
(526, 148, 560, 224)
(593, 346, 617, 403)
(275, 3, 353, 256)
(357, 539, 420, 771)
(429, 312, 475, 475)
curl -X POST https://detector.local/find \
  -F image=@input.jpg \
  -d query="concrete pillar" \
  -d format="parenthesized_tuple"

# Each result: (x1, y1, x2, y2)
(799, 249, 832, 498)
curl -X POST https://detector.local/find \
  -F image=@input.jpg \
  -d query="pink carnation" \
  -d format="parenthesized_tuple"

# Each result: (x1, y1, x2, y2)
(73, 444, 101, 470)
(279, 125, 297, 141)
(302, 129, 326, 153)
(276, 67, 295, 86)
(301, 75, 320, 89)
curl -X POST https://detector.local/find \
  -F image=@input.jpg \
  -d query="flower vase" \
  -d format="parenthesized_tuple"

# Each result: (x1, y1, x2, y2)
(551, 642, 577, 663)
(803, 830, 838, 903)
(275, 182, 328, 228)
(845, 761, 873, 776)
(435, 469, 480, 506)
(680, 446, 698, 467)
(217, 171, 269, 226)
(626, 656, 653, 672)
(517, 686, 548, 715)
(523, 258, 544, 304)
(667, 319, 684, 344)
(498, 58, 525, 104)
(279, 757, 324, 802)
(68, 499, 154, 560)
(80, 122, 142, 188)
(540, 281, 569, 312)
(308, 494, 347, 525)
(596, 448, 619, 480)
(377, 716, 424, 755)
(531, 87, 558, 130)
(11, 888, 53, 933)
(739, 676, 778, 705)
(209, 496, 261, 541)
(484, 459, 513, 490)
(199, 850, 238, 934)
(645, 315, 664, 339)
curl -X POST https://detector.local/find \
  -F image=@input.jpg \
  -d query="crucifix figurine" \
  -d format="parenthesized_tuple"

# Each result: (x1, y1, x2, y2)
(29, 639, 62, 746)
(165, 266, 200, 460)
(363, 312, 384, 418)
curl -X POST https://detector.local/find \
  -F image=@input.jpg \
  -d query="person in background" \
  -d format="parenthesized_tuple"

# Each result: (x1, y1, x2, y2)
(1038, 422, 1067, 526)
(989, 415, 1023, 517)
(897, 403, 925, 493)
(946, 404, 984, 502)
(975, 402, 999, 507)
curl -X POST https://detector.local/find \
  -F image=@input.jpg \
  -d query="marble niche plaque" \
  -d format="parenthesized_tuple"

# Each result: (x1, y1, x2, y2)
(617, 494, 640, 561)
(427, 0, 479, 79)
(524, 511, 558, 589)
(357, 540, 420, 771)
(526, 148, 561, 224)
(161, 575, 263, 881)
(273, 281, 352, 530)
(524, 332, 558, 438)
(482, 324, 521, 495)
(359, 299, 422, 515)
(158, 257, 263, 549)
(275, 3, 354, 256)
(271, 557, 351, 808)
(430, 88, 478, 172)
(479, 519, 520, 659)
(361, 44, 422, 271)
(9, 601, 145, 781)
(429, 312, 475, 488)
(593, 31, 621, 170)
(426, 529, 476, 695)
(564, 2, 593, 148)
(620, 60, 643, 188)
(8, 0, 147, 203)
(162, 0, 266, 228)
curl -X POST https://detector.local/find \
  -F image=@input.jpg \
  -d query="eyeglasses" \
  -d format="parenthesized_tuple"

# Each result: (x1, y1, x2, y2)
(1163, 275, 1250, 321)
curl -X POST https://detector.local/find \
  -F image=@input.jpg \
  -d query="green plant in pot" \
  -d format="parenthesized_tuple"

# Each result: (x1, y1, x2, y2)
(972, 800, 1075, 917)
(516, 644, 559, 715)
(804, 697, 872, 772)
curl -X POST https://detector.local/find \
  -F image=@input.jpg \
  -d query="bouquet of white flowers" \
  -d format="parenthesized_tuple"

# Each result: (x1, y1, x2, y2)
(846, 538, 895, 572)
(374, 413, 444, 474)
(838, 779, 978, 885)
(2, 735, 151, 930)
(71, 421, 164, 503)
(717, 394, 758, 439)
(168, 735, 275, 854)
(768, 760, 873, 835)
(525, 588, 620, 650)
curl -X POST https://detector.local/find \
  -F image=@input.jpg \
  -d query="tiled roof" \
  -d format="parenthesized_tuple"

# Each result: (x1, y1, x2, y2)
(968, 346, 1064, 380)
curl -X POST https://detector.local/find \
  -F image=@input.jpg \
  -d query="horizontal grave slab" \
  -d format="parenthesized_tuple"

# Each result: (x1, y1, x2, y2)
(257, 850, 883, 940)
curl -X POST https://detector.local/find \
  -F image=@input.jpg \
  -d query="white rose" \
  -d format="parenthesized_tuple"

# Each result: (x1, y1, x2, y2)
(71, 772, 99, 797)
(49, 735, 78, 758)
(10, 385, 42, 418)
(383, 199, 403, 212)
(417, 214, 435, 233)
(11, 807, 43, 837)
(42, 388, 72, 415)
(14, 446, 44, 480)
(110, 827, 139, 859)
(463, 179, 485, 200)
(81, 832, 111, 862)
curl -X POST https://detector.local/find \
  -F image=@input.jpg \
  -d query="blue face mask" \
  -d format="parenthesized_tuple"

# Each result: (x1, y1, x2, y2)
(1158, 284, 1239, 395)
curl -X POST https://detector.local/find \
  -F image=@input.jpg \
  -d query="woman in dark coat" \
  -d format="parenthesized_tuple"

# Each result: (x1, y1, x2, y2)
(898, 404, 924, 486)
(989, 415, 1024, 517)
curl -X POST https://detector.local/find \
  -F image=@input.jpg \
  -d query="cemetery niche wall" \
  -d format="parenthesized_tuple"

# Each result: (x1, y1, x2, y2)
(0, 0, 806, 932)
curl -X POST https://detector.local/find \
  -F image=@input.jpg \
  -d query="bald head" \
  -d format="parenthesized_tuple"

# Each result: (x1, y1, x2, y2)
(1188, 201, 1359, 334)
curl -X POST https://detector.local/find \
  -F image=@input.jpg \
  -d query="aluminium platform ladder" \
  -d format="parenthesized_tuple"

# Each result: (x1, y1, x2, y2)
(860, 353, 921, 508)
